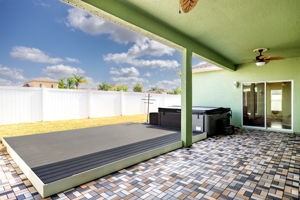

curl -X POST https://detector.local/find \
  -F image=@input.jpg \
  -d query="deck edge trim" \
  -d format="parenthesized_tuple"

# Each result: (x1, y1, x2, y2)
(2, 138, 46, 197)
(192, 132, 207, 143)
(4, 139, 182, 198)
(42, 141, 182, 197)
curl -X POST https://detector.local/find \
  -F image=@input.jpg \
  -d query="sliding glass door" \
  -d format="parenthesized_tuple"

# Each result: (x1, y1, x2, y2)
(242, 81, 292, 130)
(242, 83, 265, 127)
(266, 82, 292, 130)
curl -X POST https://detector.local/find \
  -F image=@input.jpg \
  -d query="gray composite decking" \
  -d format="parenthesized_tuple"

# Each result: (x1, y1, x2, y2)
(4, 123, 180, 168)
(2, 123, 197, 197)
(33, 133, 180, 184)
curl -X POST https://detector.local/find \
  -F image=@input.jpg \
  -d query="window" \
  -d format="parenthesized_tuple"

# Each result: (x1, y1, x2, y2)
(271, 90, 282, 111)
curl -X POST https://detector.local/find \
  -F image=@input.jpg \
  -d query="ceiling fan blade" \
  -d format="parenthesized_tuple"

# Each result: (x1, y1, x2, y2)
(180, 0, 199, 13)
(268, 56, 285, 60)
(259, 56, 271, 60)
(265, 60, 271, 64)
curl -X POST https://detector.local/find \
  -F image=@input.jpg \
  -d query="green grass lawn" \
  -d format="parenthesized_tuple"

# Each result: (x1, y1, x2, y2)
(0, 114, 147, 139)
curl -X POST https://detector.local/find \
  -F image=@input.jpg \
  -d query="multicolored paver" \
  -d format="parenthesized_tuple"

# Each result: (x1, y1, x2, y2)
(0, 129, 299, 200)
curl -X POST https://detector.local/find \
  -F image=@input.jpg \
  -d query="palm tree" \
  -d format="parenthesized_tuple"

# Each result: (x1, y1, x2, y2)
(73, 74, 89, 89)
(98, 82, 113, 91)
(58, 78, 67, 89)
(67, 78, 75, 89)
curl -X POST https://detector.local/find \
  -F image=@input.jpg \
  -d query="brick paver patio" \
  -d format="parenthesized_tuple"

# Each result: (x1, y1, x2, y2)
(0, 129, 299, 200)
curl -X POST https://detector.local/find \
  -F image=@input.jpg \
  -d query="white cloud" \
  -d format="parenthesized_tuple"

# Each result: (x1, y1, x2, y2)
(34, 0, 50, 7)
(10, 46, 63, 64)
(104, 55, 179, 69)
(43, 64, 85, 78)
(42, 65, 95, 88)
(66, 8, 179, 70)
(150, 79, 181, 90)
(65, 57, 80, 63)
(111, 76, 146, 84)
(104, 38, 179, 70)
(127, 39, 174, 58)
(0, 77, 13, 86)
(144, 72, 151, 77)
(0, 65, 26, 80)
(109, 67, 146, 86)
(131, 59, 179, 69)
(104, 53, 128, 63)
(0, 77, 25, 86)
(104, 38, 175, 60)
(109, 67, 139, 77)
(10, 46, 80, 64)
(66, 8, 144, 44)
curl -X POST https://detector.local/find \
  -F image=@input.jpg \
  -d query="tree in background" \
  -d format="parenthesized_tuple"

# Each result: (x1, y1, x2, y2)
(98, 83, 129, 92)
(58, 78, 67, 89)
(58, 75, 89, 89)
(73, 74, 89, 89)
(67, 78, 75, 89)
(149, 87, 167, 94)
(98, 82, 113, 91)
(114, 85, 128, 92)
(150, 87, 160, 91)
(133, 83, 143, 92)
(169, 88, 181, 95)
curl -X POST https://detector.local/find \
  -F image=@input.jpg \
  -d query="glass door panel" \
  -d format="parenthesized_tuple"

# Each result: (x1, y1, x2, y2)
(266, 82, 292, 130)
(242, 83, 265, 127)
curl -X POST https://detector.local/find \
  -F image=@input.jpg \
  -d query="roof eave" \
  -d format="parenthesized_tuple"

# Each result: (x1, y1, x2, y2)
(60, 0, 236, 71)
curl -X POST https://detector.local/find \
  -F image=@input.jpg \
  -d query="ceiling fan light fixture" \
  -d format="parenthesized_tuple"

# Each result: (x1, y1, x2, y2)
(256, 61, 266, 67)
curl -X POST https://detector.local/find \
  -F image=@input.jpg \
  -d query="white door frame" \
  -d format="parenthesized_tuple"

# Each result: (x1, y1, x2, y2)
(241, 80, 294, 132)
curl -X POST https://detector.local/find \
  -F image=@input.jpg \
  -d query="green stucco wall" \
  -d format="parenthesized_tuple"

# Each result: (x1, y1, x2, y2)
(192, 57, 300, 133)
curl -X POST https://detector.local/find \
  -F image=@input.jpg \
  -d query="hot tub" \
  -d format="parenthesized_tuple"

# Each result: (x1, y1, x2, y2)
(157, 106, 232, 136)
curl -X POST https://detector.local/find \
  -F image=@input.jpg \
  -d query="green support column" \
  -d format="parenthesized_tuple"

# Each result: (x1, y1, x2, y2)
(181, 49, 193, 147)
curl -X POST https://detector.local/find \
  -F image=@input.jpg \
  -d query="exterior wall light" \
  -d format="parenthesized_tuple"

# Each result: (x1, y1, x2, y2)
(233, 81, 240, 88)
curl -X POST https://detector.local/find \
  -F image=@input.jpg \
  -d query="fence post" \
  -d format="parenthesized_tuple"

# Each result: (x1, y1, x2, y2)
(41, 87, 47, 121)
(87, 90, 92, 118)
(143, 93, 147, 114)
(120, 91, 124, 116)
(163, 93, 167, 107)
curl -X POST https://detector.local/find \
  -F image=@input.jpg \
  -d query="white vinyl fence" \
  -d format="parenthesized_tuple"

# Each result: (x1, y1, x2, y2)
(0, 87, 181, 125)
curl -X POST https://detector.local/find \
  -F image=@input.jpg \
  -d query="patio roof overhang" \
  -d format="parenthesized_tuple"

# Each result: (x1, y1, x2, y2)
(61, 0, 300, 69)
(61, 0, 300, 146)
(60, 0, 237, 71)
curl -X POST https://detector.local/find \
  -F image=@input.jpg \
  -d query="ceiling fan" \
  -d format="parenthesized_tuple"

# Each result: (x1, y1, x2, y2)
(253, 48, 285, 66)
(179, 0, 199, 13)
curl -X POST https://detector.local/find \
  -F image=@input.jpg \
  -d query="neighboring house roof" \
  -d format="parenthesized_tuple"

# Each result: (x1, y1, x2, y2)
(25, 78, 58, 84)
(192, 62, 223, 73)
(176, 62, 223, 75)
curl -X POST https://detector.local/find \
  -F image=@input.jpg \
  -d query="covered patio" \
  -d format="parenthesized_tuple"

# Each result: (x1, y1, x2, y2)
(0, 129, 299, 199)
(60, 0, 300, 142)
(1, 0, 299, 199)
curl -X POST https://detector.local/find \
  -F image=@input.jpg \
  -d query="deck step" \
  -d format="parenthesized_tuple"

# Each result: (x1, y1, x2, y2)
(32, 133, 180, 184)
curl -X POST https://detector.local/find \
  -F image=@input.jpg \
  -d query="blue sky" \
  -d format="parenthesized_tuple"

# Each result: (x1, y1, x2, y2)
(0, 0, 202, 90)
